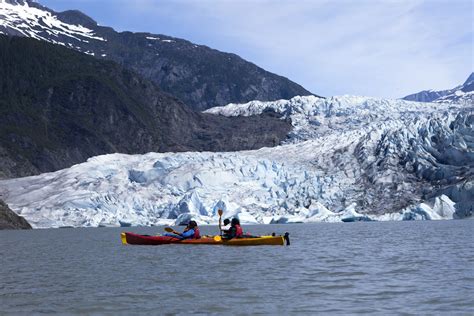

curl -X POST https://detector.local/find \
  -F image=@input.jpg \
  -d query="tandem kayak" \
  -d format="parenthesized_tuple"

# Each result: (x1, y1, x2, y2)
(121, 232, 290, 246)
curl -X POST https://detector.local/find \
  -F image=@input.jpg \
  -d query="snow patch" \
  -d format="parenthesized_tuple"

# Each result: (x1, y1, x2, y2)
(0, 0, 106, 43)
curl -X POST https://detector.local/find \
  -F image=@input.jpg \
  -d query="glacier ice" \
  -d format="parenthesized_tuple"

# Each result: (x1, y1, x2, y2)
(0, 95, 472, 228)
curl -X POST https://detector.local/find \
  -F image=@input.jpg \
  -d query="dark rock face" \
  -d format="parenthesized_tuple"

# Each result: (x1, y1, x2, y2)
(0, 199, 32, 229)
(0, 1, 315, 110)
(95, 31, 315, 111)
(0, 36, 292, 178)
(403, 90, 449, 103)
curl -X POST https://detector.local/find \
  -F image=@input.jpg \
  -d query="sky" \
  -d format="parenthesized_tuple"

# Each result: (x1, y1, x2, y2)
(40, 0, 473, 99)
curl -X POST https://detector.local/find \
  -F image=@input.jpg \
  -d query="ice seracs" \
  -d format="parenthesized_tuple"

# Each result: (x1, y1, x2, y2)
(0, 95, 472, 228)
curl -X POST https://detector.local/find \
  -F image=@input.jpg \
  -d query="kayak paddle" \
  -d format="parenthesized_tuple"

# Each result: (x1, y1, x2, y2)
(164, 227, 181, 235)
(213, 235, 222, 242)
(218, 208, 223, 235)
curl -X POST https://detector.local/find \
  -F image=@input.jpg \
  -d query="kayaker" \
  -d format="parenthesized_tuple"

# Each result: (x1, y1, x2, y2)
(220, 218, 231, 235)
(223, 218, 243, 239)
(164, 220, 201, 239)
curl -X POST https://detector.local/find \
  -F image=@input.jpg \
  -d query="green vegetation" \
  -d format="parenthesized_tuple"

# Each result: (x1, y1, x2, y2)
(0, 35, 292, 179)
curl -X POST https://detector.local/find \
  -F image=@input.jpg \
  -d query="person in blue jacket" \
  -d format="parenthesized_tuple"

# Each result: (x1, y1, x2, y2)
(164, 220, 200, 239)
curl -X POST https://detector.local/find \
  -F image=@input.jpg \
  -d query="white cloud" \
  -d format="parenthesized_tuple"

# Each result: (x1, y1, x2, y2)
(175, 0, 472, 98)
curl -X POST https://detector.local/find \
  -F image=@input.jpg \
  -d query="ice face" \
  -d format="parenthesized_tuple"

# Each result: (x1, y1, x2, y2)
(0, 96, 472, 228)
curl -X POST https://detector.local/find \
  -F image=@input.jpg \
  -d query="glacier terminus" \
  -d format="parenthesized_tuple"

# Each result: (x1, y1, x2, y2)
(0, 95, 472, 228)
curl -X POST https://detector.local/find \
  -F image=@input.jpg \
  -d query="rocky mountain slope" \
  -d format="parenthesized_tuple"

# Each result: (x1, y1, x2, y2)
(0, 0, 314, 110)
(403, 73, 474, 105)
(1, 96, 471, 228)
(0, 199, 31, 229)
(0, 35, 291, 178)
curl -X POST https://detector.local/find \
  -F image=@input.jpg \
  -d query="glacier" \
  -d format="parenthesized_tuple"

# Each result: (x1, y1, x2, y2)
(0, 95, 472, 228)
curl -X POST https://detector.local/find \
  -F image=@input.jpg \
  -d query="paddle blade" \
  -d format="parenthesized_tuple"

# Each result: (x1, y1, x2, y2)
(213, 235, 222, 242)
(164, 227, 174, 233)
(218, 209, 223, 216)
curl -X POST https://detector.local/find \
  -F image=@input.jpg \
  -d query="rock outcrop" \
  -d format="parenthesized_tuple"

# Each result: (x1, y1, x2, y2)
(0, 199, 32, 229)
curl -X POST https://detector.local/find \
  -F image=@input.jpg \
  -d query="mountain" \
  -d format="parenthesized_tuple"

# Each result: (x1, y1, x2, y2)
(0, 35, 291, 178)
(0, 199, 31, 229)
(0, 0, 315, 110)
(1, 95, 472, 228)
(403, 73, 474, 105)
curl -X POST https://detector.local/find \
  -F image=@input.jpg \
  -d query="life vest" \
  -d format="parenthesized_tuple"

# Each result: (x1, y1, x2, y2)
(235, 224, 243, 237)
(193, 227, 201, 239)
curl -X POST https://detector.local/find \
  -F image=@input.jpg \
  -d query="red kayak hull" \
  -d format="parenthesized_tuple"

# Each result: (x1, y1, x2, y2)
(121, 232, 220, 245)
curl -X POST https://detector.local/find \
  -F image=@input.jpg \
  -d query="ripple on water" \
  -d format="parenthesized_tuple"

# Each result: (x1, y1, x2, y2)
(0, 221, 473, 314)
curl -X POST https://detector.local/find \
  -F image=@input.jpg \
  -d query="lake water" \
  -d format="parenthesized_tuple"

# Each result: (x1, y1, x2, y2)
(1, 221, 473, 314)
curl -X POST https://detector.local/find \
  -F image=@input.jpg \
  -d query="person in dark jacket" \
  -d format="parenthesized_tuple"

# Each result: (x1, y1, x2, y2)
(220, 218, 231, 235)
(222, 218, 243, 239)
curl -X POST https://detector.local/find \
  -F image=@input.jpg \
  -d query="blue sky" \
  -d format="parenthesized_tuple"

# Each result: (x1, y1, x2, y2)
(41, 0, 473, 99)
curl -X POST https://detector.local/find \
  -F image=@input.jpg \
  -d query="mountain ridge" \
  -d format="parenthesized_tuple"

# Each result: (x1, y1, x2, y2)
(0, 35, 292, 179)
(403, 72, 474, 104)
(0, 0, 316, 110)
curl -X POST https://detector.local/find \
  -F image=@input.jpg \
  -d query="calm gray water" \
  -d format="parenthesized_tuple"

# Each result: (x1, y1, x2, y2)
(1, 221, 473, 315)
